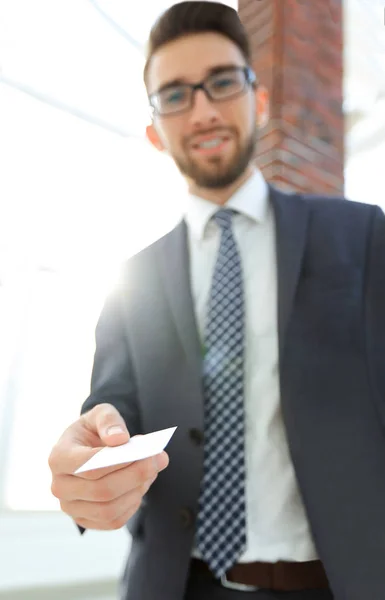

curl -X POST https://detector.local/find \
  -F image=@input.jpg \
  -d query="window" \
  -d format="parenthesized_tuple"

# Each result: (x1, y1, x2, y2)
(1, 0, 383, 592)
(344, 0, 385, 206)
(0, 0, 195, 591)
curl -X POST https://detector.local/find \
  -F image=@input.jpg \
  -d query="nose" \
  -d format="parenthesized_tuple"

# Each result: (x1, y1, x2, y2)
(189, 88, 221, 130)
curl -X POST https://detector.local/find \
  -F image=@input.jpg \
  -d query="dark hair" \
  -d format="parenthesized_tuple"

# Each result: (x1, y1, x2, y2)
(143, 1, 251, 87)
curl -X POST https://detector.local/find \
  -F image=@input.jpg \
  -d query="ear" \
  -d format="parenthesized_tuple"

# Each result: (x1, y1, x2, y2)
(255, 85, 270, 129)
(146, 124, 165, 152)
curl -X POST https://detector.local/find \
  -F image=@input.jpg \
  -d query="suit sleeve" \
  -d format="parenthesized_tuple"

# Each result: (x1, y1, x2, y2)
(365, 205, 385, 424)
(81, 280, 141, 435)
(77, 278, 141, 536)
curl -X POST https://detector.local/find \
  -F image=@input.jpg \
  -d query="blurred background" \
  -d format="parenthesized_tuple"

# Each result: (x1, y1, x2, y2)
(0, 0, 384, 598)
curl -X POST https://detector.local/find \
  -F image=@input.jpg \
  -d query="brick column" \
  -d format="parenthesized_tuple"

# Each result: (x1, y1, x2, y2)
(238, 0, 344, 194)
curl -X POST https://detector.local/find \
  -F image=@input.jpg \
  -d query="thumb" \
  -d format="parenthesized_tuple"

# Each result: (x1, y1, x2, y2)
(83, 403, 130, 447)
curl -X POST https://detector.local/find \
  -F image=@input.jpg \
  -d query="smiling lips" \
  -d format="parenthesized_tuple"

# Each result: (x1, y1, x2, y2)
(191, 133, 231, 154)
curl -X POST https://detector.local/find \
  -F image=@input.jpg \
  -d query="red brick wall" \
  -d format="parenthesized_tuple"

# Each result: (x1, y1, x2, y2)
(238, 0, 344, 194)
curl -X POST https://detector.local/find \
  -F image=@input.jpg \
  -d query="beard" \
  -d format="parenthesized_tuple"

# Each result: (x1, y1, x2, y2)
(171, 127, 257, 189)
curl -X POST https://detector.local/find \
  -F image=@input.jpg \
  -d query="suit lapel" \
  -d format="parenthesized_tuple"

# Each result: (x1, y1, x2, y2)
(269, 186, 310, 358)
(157, 220, 202, 383)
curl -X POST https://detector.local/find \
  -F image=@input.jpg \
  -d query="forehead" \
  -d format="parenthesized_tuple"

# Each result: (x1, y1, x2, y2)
(146, 32, 247, 93)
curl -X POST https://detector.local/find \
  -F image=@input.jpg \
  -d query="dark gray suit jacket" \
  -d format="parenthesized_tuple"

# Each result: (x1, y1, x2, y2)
(81, 186, 385, 600)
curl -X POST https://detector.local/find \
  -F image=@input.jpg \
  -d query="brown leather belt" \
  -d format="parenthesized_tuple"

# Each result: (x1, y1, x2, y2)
(191, 558, 330, 591)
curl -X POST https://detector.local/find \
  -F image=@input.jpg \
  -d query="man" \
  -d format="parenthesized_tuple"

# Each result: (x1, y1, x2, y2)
(48, 2, 385, 600)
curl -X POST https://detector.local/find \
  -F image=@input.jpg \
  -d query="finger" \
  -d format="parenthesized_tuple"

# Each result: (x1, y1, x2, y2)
(48, 404, 129, 475)
(81, 403, 130, 446)
(156, 451, 169, 472)
(52, 456, 159, 502)
(74, 460, 134, 481)
(61, 485, 148, 524)
(49, 435, 102, 477)
(74, 502, 142, 531)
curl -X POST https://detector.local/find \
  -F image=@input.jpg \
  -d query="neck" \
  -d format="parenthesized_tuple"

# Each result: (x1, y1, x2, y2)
(188, 165, 255, 205)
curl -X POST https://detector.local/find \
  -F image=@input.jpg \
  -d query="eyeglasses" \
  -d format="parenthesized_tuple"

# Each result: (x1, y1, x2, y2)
(149, 66, 258, 117)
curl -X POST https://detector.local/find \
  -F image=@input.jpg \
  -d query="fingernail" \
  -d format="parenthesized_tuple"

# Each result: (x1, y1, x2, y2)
(106, 425, 125, 436)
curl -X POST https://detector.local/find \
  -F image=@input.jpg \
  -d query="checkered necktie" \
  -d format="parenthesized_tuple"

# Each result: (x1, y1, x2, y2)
(195, 208, 247, 579)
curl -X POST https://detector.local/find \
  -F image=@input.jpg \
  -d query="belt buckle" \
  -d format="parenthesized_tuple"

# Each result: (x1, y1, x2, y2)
(220, 572, 260, 592)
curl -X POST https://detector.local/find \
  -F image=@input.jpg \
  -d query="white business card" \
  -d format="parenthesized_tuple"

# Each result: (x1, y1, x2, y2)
(74, 426, 177, 474)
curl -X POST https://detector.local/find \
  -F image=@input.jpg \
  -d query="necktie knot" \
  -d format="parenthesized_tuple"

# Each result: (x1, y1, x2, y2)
(212, 208, 236, 231)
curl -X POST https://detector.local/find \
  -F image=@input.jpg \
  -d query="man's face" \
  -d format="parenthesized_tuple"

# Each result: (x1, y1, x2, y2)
(146, 33, 262, 191)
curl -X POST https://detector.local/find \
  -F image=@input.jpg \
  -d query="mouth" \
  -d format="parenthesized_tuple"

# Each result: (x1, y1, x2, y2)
(190, 135, 231, 156)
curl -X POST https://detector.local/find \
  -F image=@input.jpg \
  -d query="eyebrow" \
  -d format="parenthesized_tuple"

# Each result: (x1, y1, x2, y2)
(153, 63, 243, 95)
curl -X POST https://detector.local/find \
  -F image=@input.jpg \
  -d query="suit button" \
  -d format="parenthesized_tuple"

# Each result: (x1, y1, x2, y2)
(189, 428, 204, 446)
(179, 507, 194, 529)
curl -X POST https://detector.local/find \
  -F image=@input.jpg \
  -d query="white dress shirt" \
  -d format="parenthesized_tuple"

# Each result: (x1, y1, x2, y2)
(185, 169, 318, 563)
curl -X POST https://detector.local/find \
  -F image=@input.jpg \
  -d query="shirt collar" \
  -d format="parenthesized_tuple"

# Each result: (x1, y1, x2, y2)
(184, 168, 269, 241)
